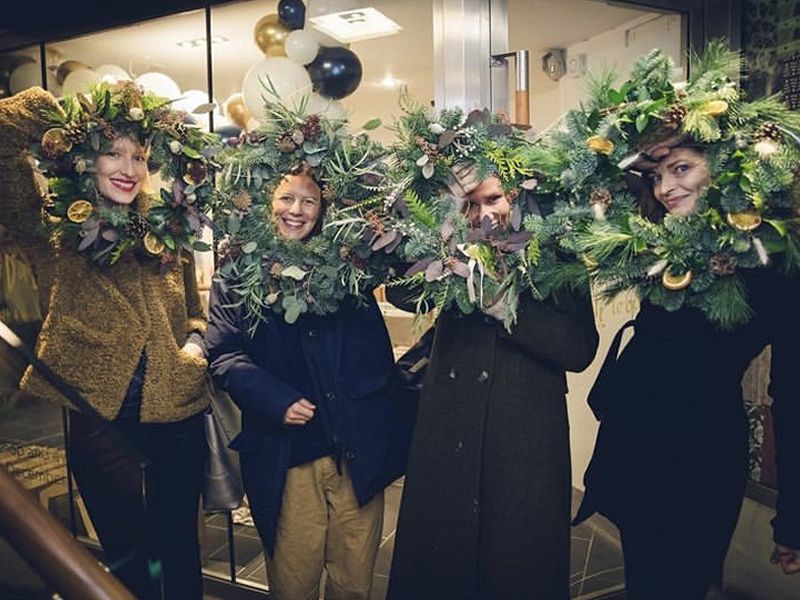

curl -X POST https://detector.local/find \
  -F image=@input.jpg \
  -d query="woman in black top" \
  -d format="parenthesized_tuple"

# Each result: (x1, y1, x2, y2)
(574, 143, 800, 598)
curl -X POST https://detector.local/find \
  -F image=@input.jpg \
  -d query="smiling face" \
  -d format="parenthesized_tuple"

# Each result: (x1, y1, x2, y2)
(93, 136, 149, 206)
(649, 146, 711, 216)
(271, 173, 323, 242)
(466, 175, 513, 229)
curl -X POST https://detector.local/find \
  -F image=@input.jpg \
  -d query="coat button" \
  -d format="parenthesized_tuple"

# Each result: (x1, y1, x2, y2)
(308, 329, 318, 337)
(477, 370, 489, 383)
(448, 367, 457, 380)
(326, 392, 336, 402)
(345, 449, 356, 460)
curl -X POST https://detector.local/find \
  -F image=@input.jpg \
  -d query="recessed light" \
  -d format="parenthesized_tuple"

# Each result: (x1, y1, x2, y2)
(309, 7, 402, 44)
(176, 35, 230, 48)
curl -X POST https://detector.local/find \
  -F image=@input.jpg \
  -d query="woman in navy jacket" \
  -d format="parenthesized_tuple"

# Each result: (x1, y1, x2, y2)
(206, 168, 413, 600)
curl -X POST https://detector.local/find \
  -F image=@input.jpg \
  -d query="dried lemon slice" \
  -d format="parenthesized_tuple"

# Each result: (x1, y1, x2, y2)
(662, 268, 692, 291)
(726, 210, 762, 231)
(66, 200, 93, 223)
(143, 232, 165, 255)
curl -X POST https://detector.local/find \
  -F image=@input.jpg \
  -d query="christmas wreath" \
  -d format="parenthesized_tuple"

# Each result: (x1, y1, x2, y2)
(345, 93, 578, 331)
(32, 80, 220, 269)
(532, 40, 800, 328)
(213, 92, 390, 332)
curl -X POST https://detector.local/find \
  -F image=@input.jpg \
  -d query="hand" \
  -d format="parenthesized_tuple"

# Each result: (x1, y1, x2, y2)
(284, 399, 316, 426)
(446, 162, 480, 199)
(771, 544, 800, 575)
(181, 341, 204, 360)
(631, 133, 690, 171)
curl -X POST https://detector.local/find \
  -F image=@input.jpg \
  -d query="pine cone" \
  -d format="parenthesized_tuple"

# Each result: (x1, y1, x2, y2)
(124, 213, 150, 239)
(590, 188, 613, 207)
(232, 190, 252, 211)
(275, 132, 297, 153)
(710, 252, 736, 275)
(302, 115, 322, 140)
(322, 185, 337, 202)
(661, 104, 688, 130)
(98, 119, 118, 140)
(63, 121, 88, 144)
(756, 121, 781, 143)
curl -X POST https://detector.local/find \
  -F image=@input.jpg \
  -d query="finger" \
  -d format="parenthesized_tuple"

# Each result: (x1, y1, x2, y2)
(297, 399, 316, 410)
(292, 405, 315, 419)
(285, 417, 308, 426)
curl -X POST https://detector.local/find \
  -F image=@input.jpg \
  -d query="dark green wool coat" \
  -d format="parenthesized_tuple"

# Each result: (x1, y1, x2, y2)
(387, 290, 599, 600)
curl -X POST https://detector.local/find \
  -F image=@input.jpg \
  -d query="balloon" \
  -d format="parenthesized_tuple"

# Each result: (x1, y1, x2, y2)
(278, 0, 306, 30)
(61, 68, 100, 96)
(241, 57, 313, 121)
(215, 124, 242, 140)
(95, 64, 131, 83)
(254, 13, 292, 57)
(135, 72, 181, 100)
(225, 93, 252, 130)
(175, 89, 215, 130)
(56, 60, 91, 85)
(306, 46, 362, 100)
(284, 29, 319, 65)
(305, 92, 347, 120)
(9, 63, 43, 94)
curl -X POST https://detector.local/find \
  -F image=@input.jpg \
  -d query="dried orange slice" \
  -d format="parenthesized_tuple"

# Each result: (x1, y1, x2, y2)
(66, 200, 93, 223)
(41, 127, 73, 156)
(143, 232, 165, 255)
(726, 210, 762, 231)
(662, 268, 692, 291)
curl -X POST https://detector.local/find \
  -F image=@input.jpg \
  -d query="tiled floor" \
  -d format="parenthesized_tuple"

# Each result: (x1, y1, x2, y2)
(0, 394, 798, 600)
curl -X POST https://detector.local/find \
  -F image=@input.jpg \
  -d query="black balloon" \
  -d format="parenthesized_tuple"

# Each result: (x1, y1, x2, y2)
(215, 125, 243, 140)
(278, 0, 306, 30)
(306, 46, 363, 100)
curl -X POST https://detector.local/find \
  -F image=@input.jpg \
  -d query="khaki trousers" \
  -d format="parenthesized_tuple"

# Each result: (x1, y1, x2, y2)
(266, 456, 384, 600)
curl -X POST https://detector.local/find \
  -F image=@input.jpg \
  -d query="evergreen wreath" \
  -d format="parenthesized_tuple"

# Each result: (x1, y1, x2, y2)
(531, 40, 800, 329)
(343, 92, 578, 331)
(32, 80, 220, 269)
(213, 89, 390, 332)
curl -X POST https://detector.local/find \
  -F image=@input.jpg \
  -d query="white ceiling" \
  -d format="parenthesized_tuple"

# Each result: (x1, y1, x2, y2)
(10, 0, 655, 138)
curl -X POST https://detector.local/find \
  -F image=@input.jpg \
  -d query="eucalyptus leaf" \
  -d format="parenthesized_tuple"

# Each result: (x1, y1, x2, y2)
(242, 241, 258, 254)
(362, 118, 382, 131)
(281, 265, 308, 280)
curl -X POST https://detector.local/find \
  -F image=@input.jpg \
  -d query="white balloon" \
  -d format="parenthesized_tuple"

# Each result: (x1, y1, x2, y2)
(135, 72, 181, 100)
(241, 57, 313, 122)
(285, 30, 320, 66)
(9, 63, 42, 94)
(305, 92, 347, 120)
(61, 68, 101, 97)
(175, 89, 212, 129)
(95, 64, 131, 83)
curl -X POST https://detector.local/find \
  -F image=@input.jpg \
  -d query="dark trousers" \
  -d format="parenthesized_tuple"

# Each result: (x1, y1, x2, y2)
(68, 409, 207, 599)
(616, 415, 748, 600)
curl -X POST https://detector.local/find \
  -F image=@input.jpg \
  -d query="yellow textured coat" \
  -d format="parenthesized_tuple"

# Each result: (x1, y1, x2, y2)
(0, 87, 211, 423)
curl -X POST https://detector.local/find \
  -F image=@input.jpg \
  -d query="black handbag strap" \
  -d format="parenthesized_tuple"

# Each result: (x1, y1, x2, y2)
(587, 319, 635, 421)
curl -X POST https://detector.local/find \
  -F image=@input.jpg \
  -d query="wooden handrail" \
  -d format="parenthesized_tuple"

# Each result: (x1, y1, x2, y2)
(0, 464, 135, 599)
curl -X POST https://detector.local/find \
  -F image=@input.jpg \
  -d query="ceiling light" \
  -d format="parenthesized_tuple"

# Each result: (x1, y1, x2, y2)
(176, 35, 230, 49)
(309, 7, 402, 44)
(380, 75, 399, 88)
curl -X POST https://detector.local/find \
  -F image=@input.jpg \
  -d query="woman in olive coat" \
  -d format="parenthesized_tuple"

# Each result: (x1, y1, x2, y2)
(387, 172, 599, 600)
